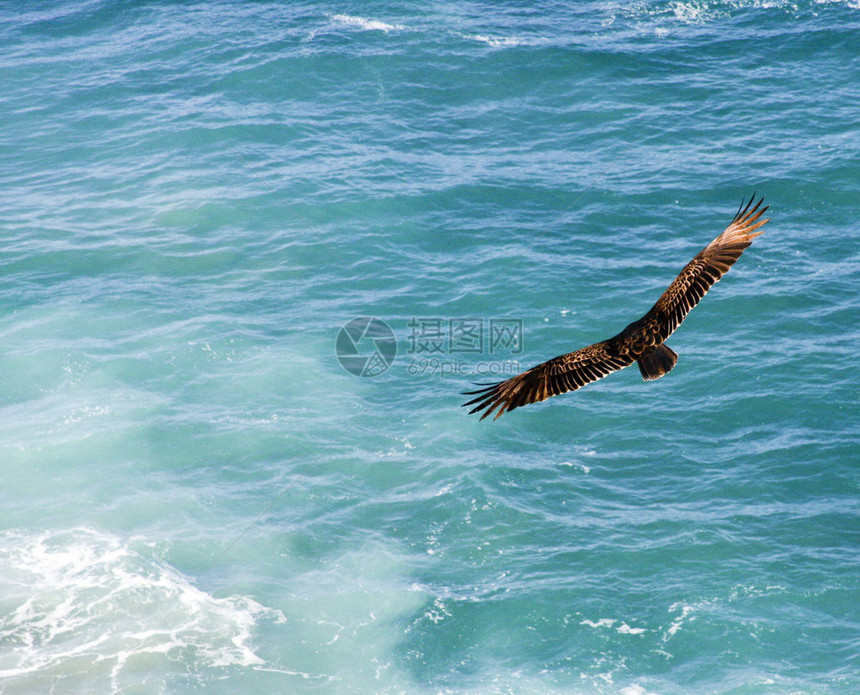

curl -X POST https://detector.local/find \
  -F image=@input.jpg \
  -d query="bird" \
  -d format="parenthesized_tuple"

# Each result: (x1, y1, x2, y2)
(463, 195, 771, 420)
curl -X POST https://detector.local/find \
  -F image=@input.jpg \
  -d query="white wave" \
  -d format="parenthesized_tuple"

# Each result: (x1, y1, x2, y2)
(664, 602, 696, 640)
(581, 617, 647, 635)
(605, 0, 858, 29)
(559, 461, 591, 473)
(0, 528, 285, 690)
(330, 14, 406, 33)
(461, 33, 549, 49)
(620, 686, 658, 695)
(668, 1, 712, 23)
(580, 617, 617, 628)
(468, 33, 525, 48)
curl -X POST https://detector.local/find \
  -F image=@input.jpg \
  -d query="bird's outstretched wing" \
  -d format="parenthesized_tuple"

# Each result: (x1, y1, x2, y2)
(646, 195, 770, 340)
(462, 339, 634, 420)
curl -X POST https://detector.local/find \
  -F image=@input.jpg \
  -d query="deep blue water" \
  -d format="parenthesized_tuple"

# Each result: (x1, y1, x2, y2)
(1, 2, 859, 693)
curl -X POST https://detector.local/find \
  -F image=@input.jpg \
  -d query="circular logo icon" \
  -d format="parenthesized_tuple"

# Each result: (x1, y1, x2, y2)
(336, 317, 396, 377)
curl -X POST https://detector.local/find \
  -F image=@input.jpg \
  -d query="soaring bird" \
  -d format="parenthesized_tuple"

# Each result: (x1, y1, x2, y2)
(463, 195, 770, 420)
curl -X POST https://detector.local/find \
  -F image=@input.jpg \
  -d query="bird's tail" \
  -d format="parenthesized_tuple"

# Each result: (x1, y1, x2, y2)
(638, 344, 678, 381)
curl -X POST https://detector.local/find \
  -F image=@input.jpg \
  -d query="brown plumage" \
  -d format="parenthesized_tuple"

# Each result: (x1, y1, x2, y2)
(463, 195, 771, 420)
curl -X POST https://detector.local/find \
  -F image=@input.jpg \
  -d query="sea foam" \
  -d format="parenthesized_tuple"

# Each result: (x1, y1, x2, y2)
(0, 528, 282, 691)
(330, 14, 406, 33)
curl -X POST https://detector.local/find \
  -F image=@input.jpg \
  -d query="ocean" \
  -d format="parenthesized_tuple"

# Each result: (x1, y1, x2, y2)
(1, 1, 858, 693)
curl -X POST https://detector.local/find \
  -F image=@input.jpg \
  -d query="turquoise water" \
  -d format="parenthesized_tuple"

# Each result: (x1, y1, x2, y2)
(1, 2, 859, 693)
